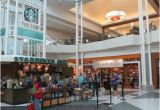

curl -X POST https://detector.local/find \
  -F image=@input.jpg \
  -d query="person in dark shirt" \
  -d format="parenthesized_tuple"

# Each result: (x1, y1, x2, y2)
(103, 73, 111, 95)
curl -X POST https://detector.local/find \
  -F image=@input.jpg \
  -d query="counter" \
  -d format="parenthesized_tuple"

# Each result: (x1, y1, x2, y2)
(1, 88, 30, 105)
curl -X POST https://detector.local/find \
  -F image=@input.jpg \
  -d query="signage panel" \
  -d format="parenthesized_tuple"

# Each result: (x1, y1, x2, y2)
(93, 59, 123, 68)
(14, 57, 67, 65)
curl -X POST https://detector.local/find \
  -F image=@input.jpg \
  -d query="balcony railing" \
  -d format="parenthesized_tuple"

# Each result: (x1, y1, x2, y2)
(46, 20, 159, 45)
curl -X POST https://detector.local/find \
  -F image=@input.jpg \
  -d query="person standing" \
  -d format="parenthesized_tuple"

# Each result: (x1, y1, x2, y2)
(103, 73, 111, 95)
(111, 72, 119, 98)
(32, 76, 42, 110)
(78, 73, 84, 87)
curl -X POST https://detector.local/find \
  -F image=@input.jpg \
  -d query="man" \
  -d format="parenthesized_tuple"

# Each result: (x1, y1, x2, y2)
(111, 72, 119, 98)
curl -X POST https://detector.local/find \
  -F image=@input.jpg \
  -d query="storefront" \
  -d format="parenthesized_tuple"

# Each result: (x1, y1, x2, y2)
(68, 57, 141, 88)
(1, 56, 73, 105)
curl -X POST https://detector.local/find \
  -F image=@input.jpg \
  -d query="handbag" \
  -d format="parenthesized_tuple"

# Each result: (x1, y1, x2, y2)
(27, 103, 34, 110)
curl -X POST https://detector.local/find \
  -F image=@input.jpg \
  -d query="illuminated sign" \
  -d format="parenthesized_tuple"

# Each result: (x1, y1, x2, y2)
(14, 57, 67, 65)
(93, 59, 123, 68)
(24, 5, 38, 24)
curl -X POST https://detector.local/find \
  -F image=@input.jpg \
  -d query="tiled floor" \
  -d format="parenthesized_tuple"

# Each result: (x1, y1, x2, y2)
(97, 88, 160, 110)
(1, 88, 160, 110)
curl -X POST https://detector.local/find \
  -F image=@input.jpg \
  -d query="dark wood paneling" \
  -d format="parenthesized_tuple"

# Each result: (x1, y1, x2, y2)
(151, 52, 159, 88)
(1, 63, 19, 78)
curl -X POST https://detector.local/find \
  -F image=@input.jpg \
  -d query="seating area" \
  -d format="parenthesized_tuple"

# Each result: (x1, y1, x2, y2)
(41, 81, 95, 108)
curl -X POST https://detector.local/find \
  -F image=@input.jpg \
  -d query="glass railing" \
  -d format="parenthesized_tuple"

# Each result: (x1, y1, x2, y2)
(46, 20, 159, 45)
(46, 37, 75, 45)
(104, 26, 138, 39)
(148, 20, 160, 31)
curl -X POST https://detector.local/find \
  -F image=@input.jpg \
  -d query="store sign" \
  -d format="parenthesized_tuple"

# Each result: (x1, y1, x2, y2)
(93, 59, 123, 68)
(24, 5, 38, 24)
(14, 57, 67, 65)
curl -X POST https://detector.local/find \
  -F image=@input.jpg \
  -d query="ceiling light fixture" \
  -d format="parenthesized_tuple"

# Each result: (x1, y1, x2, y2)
(105, 11, 126, 21)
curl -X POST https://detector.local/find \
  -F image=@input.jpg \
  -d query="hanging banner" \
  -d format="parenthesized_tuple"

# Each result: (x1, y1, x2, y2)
(93, 59, 123, 68)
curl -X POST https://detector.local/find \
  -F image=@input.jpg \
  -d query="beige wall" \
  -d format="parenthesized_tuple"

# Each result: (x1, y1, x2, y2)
(47, 27, 74, 39)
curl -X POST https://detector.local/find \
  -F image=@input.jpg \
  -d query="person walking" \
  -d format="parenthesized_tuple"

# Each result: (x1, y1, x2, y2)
(32, 76, 42, 110)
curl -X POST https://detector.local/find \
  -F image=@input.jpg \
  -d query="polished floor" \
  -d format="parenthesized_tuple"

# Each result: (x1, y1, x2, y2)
(1, 88, 160, 110)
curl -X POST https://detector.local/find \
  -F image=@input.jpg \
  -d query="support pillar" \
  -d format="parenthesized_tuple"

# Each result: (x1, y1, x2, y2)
(75, 0, 79, 78)
(138, 0, 154, 91)
(43, 0, 47, 58)
(14, 0, 18, 56)
(4, 0, 10, 55)
(138, 0, 147, 89)
(145, 0, 154, 89)
(80, 0, 84, 75)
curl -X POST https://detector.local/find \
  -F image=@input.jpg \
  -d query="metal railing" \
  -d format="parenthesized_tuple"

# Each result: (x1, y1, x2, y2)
(46, 20, 159, 45)
(149, 20, 159, 31)
(46, 38, 75, 45)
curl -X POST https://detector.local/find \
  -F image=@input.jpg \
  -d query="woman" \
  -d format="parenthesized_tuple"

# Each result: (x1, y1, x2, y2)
(103, 73, 111, 95)
(32, 76, 42, 110)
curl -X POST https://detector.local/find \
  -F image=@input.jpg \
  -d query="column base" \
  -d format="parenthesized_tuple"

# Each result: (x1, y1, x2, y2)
(139, 85, 154, 91)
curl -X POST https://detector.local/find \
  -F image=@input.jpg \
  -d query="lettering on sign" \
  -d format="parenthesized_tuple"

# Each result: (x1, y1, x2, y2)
(93, 59, 123, 68)
(14, 57, 67, 65)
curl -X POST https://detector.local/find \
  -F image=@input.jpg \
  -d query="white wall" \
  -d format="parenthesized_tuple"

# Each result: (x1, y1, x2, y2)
(47, 45, 75, 53)
(47, 27, 73, 39)
(46, 30, 160, 59)
(47, 3, 103, 34)
(80, 34, 140, 52)
(149, 30, 160, 44)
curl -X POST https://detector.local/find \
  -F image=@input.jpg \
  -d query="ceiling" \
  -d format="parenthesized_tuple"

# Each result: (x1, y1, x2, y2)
(47, 0, 93, 10)
(47, 15, 99, 39)
(70, 0, 156, 26)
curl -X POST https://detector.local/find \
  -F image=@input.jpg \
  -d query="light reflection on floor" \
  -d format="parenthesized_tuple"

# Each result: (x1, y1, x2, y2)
(1, 88, 160, 110)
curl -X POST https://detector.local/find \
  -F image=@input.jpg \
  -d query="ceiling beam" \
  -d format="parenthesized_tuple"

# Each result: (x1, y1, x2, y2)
(148, 0, 159, 13)
(103, 14, 159, 28)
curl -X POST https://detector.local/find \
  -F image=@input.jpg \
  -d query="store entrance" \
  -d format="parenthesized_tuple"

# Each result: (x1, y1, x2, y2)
(100, 61, 140, 89)
(84, 61, 141, 89)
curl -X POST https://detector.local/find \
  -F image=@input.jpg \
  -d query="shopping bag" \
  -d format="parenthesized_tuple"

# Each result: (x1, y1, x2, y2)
(27, 103, 34, 110)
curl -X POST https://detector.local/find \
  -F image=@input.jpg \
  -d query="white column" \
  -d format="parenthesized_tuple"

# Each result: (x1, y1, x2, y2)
(138, 0, 147, 86)
(145, 0, 153, 85)
(138, 61, 142, 86)
(4, 0, 10, 55)
(14, 0, 18, 56)
(30, 40, 32, 56)
(28, 41, 30, 56)
(80, 0, 83, 45)
(75, 0, 79, 78)
(43, 0, 47, 58)
(80, 0, 84, 74)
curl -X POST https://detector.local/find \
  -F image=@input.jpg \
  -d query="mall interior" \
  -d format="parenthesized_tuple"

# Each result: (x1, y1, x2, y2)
(0, 0, 159, 110)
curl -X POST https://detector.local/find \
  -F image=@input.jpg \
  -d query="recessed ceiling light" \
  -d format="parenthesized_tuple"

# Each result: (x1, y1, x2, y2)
(131, 22, 134, 27)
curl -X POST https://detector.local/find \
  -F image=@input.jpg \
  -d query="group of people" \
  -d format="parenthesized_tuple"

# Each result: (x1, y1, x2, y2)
(1, 69, 130, 110)
(103, 72, 121, 98)
(30, 74, 64, 110)
(77, 71, 122, 98)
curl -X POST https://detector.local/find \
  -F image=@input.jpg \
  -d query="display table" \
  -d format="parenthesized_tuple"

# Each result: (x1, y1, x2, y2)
(1, 88, 29, 105)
